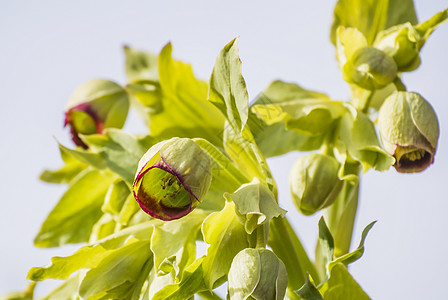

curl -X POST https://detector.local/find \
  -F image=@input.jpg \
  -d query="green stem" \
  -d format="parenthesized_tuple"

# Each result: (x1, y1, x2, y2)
(361, 91, 375, 114)
(197, 291, 224, 300)
(268, 217, 312, 292)
(255, 224, 267, 249)
(393, 77, 407, 92)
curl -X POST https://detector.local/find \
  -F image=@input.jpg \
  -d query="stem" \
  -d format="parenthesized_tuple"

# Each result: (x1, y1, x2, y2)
(393, 77, 407, 92)
(361, 91, 374, 114)
(268, 217, 308, 290)
(255, 224, 267, 249)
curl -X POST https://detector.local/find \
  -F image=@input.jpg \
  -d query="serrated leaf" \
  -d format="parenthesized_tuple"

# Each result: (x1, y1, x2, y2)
(34, 169, 114, 248)
(79, 238, 152, 299)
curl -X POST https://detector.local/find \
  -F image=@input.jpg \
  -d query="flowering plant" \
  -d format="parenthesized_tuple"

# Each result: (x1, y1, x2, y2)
(2, 1, 447, 299)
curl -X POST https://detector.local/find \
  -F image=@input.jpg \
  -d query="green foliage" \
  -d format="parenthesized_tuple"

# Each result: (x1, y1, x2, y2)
(6, 2, 446, 299)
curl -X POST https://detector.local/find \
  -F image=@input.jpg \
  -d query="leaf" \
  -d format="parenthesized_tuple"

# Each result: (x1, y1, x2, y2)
(335, 27, 368, 69)
(201, 201, 249, 289)
(317, 217, 335, 272)
(124, 46, 159, 82)
(328, 220, 376, 271)
(251, 80, 344, 136)
(41, 275, 81, 300)
(101, 180, 130, 217)
(151, 211, 207, 278)
(150, 43, 224, 146)
(248, 114, 325, 157)
(40, 147, 87, 184)
(330, 0, 418, 45)
(225, 178, 286, 234)
(319, 263, 370, 300)
(34, 169, 114, 248)
(295, 274, 324, 300)
(58, 142, 106, 170)
(79, 238, 152, 299)
(209, 38, 249, 133)
(337, 108, 394, 172)
(152, 257, 207, 300)
(0, 282, 36, 300)
(81, 129, 150, 184)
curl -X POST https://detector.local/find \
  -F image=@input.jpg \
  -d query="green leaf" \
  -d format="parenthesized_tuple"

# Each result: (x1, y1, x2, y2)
(79, 238, 152, 299)
(317, 217, 335, 272)
(330, 0, 418, 45)
(151, 211, 207, 278)
(251, 81, 344, 136)
(328, 220, 376, 271)
(41, 275, 81, 300)
(150, 43, 224, 146)
(101, 180, 130, 216)
(319, 263, 370, 300)
(124, 46, 159, 82)
(0, 282, 35, 300)
(337, 107, 394, 172)
(81, 129, 150, 184)
(58, 143, 106, 170)
(34, 169, 114, 248)
(209, 38, 249, 133)
(295, 274, 324, 300)
(225, 178, 286, 234)
(89, 213, 117, 243)
(201, 201, 249, 290)
(40, 147, 87, 184)
(152, 257, 207, 300)
(248, 114, 325, 157)
(117, 194, 141, 227)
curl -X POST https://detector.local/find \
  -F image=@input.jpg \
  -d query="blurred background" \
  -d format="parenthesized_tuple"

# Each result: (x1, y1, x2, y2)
(0, 0, 447, 298)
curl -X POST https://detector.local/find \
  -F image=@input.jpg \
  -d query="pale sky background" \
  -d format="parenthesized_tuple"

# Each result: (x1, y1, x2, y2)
(0, 1, 447, 299)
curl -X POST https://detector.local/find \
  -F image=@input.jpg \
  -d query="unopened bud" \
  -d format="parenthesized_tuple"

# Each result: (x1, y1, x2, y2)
(378, 92, 439, 173)
(64, 79, 129, 148)
(343, 47, 397, 90)
(133, 138, 212, 220)
(290, 154, 342, 215)
(228, 248, 287, 300)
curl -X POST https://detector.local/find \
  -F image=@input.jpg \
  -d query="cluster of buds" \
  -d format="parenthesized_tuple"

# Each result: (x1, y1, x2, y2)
(132, 138, 212, 221)
(64, 79, 130, 148)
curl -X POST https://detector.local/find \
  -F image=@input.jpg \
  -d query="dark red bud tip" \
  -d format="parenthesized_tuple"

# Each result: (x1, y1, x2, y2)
(64, 103, 104, 149)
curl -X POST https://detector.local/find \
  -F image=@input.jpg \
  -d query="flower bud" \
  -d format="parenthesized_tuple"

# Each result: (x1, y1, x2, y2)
(133, 137, 212, 221)
(64, 79, 130, 148)
(378, 92, 439, 173)
(343, 47, 397, 90)
(228, 248, 287, 300)
(290, 154, 342, 215)
(375, 25, 420, 72)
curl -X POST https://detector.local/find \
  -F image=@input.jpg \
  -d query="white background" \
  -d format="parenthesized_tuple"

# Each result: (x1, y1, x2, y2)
(0, 1, 447, 299)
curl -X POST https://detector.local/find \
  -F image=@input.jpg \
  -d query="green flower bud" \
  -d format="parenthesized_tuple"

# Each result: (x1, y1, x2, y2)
(375, 24, 421, 72)
(378, 92, 439, 173)
(126, 80, 163, 114)
(290, 154, 342, 215)
(65, 79, 129, 148)
(343, 47, 397, 90)
(133, 137, 212, 221)
(228, 248, 287, 300)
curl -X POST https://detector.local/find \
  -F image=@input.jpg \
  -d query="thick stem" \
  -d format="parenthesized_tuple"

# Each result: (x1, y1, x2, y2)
(255, 224, 267, 249)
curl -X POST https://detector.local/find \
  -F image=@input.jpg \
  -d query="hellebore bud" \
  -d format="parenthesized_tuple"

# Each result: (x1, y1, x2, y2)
(343, 46, 397, 90)
(290, 154, 342, 215)
(378, 92, 439, 173)
(375, 25, 421, 72)
(133, 137, 212, 221)
(64, 79, 130, 149)
(228, 248, 287, 300)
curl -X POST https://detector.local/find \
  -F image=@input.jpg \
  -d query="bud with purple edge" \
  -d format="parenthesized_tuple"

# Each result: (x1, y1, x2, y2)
(378, 92, 439, 173)
(64, 79, 129, 149)
(133, 138, 212, 221)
